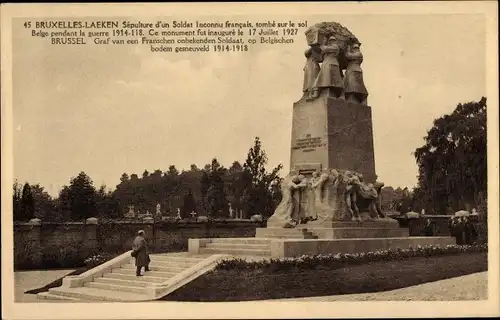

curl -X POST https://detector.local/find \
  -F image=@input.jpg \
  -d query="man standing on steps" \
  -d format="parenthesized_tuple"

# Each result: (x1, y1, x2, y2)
(132, 230, 150, 276)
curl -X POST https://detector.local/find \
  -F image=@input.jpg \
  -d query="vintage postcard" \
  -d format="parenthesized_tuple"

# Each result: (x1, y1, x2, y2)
(1, 1, 499, 319)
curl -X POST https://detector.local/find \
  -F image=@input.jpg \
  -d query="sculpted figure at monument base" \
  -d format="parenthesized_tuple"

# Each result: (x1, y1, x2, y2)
(266, 172, 308, 228)
(267, 168, 391, 228)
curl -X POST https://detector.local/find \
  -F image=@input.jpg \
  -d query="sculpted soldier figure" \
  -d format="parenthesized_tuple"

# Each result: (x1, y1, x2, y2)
(304, 172, 320, 220)
(343, 171, 362, 221)
(309, 170, 330, 221)
(344, 172, 387, 220)
(268, 173, 308, 227)
(344, 40, 368, 105)
(302, 45, 323, 100)
(311, 36, 344, 100)
(372, 181, 386, 218)
(294, 174, 310, 225)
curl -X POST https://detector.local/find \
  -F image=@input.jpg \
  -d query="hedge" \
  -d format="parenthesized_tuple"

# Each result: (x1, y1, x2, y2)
(215, 244, 488, 272)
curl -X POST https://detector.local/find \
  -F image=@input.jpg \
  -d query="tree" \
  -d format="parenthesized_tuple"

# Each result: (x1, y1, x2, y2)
(164, 165, 181, 213)
(182, 188, 196, 217)
(13, 180, 23, 221)
(414, 97, 487, 214)
(224, 161, 246, 213)
(30, 184, 57, 220)
(95, 185, 121, 219)
(119, 173, 129, 183)
(204, 158, 228, 217)
(380, 186, 397, 212)
(242, 137, 283, 218)
(20, 183, 35, 221)
(179, 166, 204, 215)
(200, 170, 210, 212)
(58, 172, 98, 220)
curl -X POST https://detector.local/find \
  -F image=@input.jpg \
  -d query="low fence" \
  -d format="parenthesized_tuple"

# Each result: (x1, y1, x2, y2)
(13, 218, 264, 270)
(395, 215, 479, 236)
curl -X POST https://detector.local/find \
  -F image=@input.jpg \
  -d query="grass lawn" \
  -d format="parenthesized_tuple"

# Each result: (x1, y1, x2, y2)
(162, 252, 487, 301)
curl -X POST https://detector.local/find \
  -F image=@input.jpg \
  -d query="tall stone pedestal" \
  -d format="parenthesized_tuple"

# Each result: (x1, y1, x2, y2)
(291, 95, 376, 182)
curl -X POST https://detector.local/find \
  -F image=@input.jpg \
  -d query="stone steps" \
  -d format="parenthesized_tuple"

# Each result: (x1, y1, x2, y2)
(201, 247, 271, 256)
(205, 243, 270, 250)
(151, 260, 200, 267)
(149, 255, 206, 262)
(94, 276, 152, 287)
(85, 281, 146, 294)
(154, 252, 214, 259)
(48, 286, 150, 302)
(38, 252, 219, 302)
(255, 228, 317, 239)
(208, 238, 272, 245)
(104, 272, 168, 282)
(111, 268, 177, 278)
(119, 263, 187, 273)
(192, 238, 273, 256)
(257, 233, 317, 239)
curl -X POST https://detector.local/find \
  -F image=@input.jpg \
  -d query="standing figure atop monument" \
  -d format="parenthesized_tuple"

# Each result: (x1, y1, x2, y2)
(311, 35, 344, 100)
(302, 45, 323, 101)
(344, 40, 368, 105)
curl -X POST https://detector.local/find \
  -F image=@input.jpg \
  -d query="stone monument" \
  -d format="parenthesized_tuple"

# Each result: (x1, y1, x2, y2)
(189, 21, 455, 258)
(265, 22, 384, 231)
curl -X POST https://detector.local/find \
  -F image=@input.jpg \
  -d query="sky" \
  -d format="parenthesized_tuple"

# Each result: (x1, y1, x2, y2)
(11, 14, 486, 197)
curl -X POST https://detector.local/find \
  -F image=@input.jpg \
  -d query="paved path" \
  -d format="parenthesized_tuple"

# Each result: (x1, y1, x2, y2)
(271, 272, 488, 301)
(15, 269, 75, 302)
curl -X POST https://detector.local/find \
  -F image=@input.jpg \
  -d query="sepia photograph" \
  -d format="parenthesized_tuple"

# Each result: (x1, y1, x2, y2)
(1, 1, 499, 319)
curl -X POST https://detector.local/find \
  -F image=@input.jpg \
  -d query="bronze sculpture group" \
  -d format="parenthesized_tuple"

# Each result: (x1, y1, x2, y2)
(268, 169, 386, 228)
(302, 23, 368, 105)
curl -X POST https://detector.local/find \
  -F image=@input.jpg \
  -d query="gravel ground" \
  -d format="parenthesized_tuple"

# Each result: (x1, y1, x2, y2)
(273, 272, 488, 301)
(14, 269, 75, 302)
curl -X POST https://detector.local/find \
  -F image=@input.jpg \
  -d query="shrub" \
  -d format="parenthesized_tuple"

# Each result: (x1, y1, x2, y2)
(197, 216, 209, 222)
(250, 214, 263, 222)
(42, 241, 86, 269)
(14, 235, 39, 270)
(84, 252, 116, 268)
(476, 195, 488, 244)
(215, 244, 488, 272)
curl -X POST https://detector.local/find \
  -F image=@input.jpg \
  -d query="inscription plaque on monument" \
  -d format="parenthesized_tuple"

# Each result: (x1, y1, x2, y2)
(292, 135, 326, 153)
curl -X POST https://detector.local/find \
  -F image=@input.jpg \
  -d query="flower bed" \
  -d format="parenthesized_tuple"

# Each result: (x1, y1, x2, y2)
(216, 244, 488, 272)
(84, 252, 118, 268)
